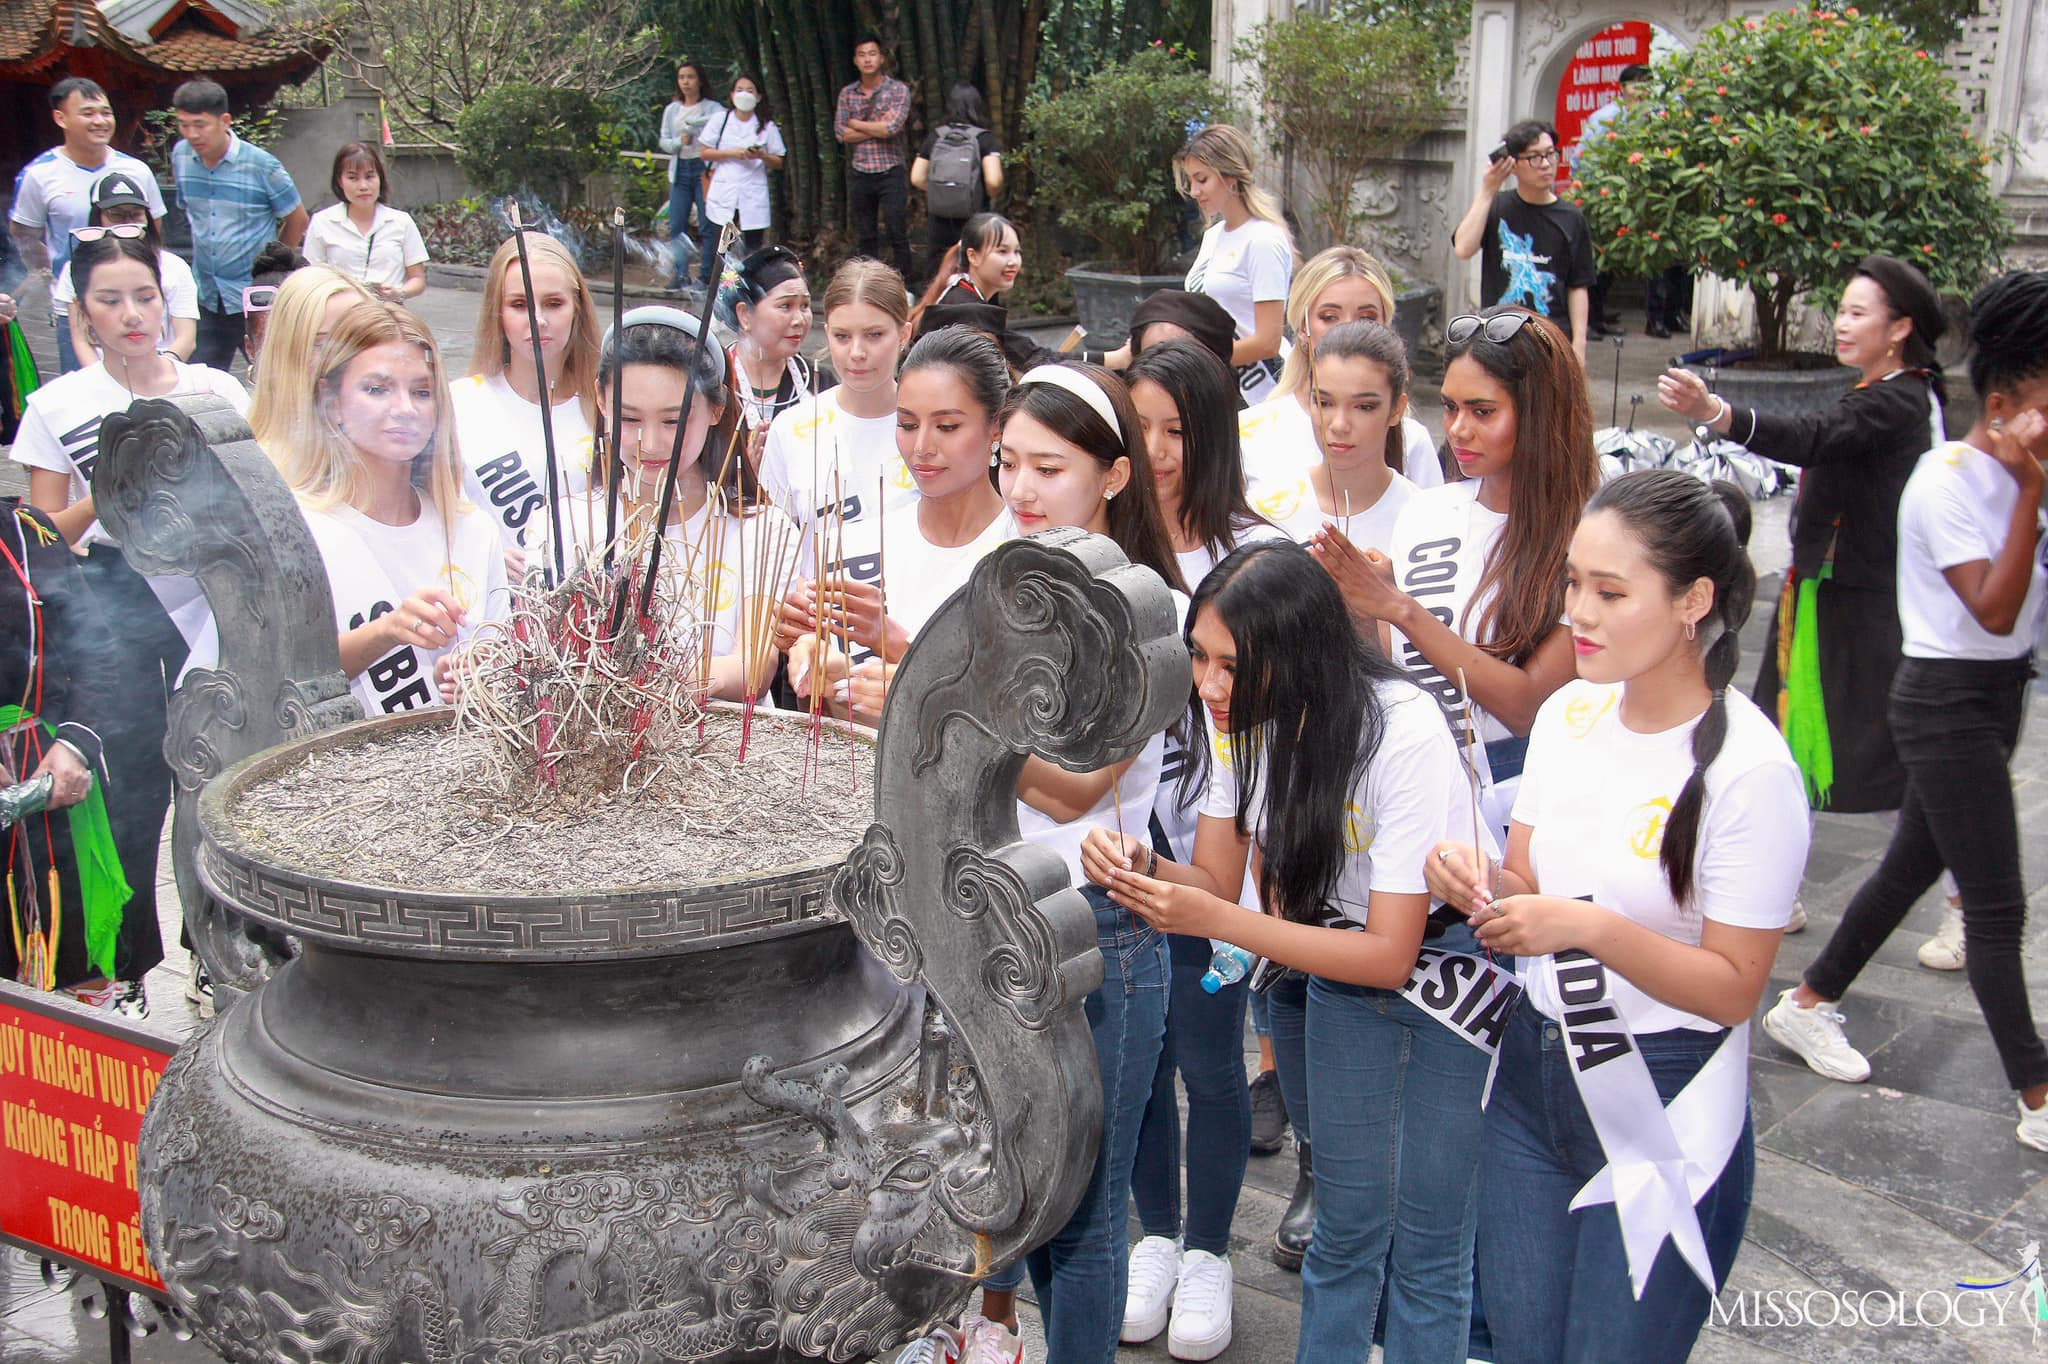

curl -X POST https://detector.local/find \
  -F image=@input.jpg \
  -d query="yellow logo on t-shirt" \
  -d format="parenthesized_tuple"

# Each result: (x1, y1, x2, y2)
(790, 406, 833, 444)
(442, 562, 478, 614)
(1563, 689, 1618, 739)
(892, 458, 916, 492)
(1253, 480, 1306, 522)
(1239, 407, 1276, 441)
(1342, 801, 1374, 854)
(1626, 796, 1673, 860)
(699, 562, 738, 614)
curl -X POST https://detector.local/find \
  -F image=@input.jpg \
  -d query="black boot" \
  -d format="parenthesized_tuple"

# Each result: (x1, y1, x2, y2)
(1249, 1069, 1287, 1155)
(1273, 1141, 1314, 1272)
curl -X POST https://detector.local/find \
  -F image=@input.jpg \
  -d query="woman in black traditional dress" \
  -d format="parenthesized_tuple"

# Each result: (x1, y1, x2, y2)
(2, 498, 127, 1003)
(1658, 255, 1946, 825)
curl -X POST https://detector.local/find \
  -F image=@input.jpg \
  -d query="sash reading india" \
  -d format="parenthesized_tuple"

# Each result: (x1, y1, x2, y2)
(1542, 947, 1750, 1298)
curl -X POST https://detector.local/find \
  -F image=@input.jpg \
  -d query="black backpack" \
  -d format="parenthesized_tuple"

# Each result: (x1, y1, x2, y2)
(926, 123, 985, 219)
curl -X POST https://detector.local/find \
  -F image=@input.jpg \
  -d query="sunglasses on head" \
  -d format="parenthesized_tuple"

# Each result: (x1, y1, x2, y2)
(70, 223, 147, 242)
(1447, 313, 1538, 347)
(242, 284, 280, 313)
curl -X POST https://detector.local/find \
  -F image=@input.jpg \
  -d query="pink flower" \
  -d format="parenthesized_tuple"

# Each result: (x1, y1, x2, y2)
(1628, 151, 1644, 164)
(1716, 85, 1727, 94)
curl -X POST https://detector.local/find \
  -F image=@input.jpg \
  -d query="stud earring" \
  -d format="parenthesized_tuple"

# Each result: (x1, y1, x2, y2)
(1103, 489, 1116, 502)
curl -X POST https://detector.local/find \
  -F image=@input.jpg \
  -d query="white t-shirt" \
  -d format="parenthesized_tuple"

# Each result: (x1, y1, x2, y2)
(1170, 519, 1289, 596)
(1384, 481, 1514, 747)
(1897, 441, 2048, 661)
(1201, 679, 1472, 929)
(1250, 468, 1417, 554)
(702, 112, 787, 231)
(450, 374, 595, 547)
(1237, 395, 1442, 491)
(1514, 680, 1808, 1034)
(300, 495, 507, 717)
(11, 147, 167, 310)
(758, 387, 910, 541)
(1184, 217, 1294, 403)
(53, 249, 199, 349)
(303, 203, 430, 290)
(821, 483, 1014, 666)
(10, 360, 248, 552)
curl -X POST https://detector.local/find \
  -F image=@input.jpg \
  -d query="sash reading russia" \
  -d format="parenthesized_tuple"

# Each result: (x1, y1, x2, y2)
(0, 982, 174, 1295)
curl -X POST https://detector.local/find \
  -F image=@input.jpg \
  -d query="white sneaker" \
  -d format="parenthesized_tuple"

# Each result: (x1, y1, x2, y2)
(956, 1314, 1023, 1364)
(1784, 897, 1808, 933)
(1918, 900, 1966, 970)
(891, 1328, 958, 1364)
(2019, 1097, 2048, 1153)
(1122, 1235, 1180, 1343)
(1763, 988, 1871, 1082)
(1167, 1249, 1233, 1361)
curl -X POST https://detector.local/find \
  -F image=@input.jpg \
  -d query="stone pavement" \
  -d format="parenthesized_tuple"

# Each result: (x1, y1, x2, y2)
(4, 284, 2044, 1363)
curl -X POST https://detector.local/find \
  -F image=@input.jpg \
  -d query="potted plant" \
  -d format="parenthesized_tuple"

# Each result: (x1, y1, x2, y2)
(1025, 46, 1226, 347)
(1236, 5, 1455, 362)
(1574, 7, 2009, 415)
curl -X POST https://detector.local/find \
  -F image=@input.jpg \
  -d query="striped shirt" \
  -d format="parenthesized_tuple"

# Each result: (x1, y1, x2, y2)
(171, 133, 302, 313)
(834, 76, 911, 173)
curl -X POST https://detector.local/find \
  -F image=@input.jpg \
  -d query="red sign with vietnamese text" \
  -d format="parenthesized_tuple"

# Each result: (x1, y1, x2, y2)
(1556, 21, 1654, 182)
(0, 981, 176, 1296)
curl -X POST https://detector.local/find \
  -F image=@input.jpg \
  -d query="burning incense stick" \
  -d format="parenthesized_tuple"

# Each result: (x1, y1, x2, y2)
(507, 203, 567, 586)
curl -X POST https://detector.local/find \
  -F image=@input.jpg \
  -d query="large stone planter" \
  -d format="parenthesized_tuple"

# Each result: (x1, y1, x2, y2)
(97, 400, 1188, 1362)
(1685, 357, 1858, 423)
(1393, 283, 1444, 376)
(1065, 263, 1187, 350)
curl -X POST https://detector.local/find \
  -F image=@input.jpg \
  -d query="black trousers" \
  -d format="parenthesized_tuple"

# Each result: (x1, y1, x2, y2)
(849, 166, 912, 277)
(193, 305, 244, 374)
(1805, 656, 2048, 1090)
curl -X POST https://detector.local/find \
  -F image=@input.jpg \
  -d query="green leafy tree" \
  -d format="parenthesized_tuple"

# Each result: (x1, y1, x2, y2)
(1024, 47, 1225, 274)
(1574, 7, 2010, 362)
(455, 86, 622, 204)
(1237, 8, 1453, 252)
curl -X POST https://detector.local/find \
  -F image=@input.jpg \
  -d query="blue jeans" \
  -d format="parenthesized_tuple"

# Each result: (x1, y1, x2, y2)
(1477, 998, 1754, 1363)
(1131, 930, 1251, 1254)
(1266, 970, 1311, 1146)
(54, 312, 79, 374)
(1295, 974, 1490, 1364)
(668, 160, 705, 279)
(1023, 886, 1168, 1361)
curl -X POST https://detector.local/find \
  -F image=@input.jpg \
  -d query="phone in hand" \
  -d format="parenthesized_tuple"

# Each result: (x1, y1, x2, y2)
(1489, 143, 1511, 165)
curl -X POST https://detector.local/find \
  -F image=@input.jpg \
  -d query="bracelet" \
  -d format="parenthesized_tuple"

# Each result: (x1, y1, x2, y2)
(1708, 395, 1730, 428)
(1145, 847, 1159, 879)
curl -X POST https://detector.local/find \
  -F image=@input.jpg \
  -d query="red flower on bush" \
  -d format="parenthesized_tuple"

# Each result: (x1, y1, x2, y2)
(1716, 85, 1727, 94)
(1744, 197, 1756, 206)
(1616, 226, 1630, 237)
(1628, 151, 1644, 164)
(1772, 213, 1788, 224)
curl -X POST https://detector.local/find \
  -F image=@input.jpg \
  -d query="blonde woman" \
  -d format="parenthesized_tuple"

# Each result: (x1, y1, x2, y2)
(1111, 125, 1296, 404)
(453, 232, 602, 550)
(248, 265, 378, 456)
(1239, 246, 1442, 490)
(280, 300, 507, 716)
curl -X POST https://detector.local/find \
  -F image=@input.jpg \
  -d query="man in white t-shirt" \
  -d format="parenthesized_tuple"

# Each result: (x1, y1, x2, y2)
(8, 77, 167, 373)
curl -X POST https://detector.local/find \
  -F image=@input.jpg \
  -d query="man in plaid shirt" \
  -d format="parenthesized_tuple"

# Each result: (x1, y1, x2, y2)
(834, 35, 913, 280)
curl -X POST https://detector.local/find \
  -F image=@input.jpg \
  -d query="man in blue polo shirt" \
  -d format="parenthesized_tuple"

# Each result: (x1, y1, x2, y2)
(169, 79, 307, 372)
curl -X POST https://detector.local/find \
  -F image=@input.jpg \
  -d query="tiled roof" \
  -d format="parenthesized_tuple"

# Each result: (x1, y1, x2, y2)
(0, 1, 329, 75)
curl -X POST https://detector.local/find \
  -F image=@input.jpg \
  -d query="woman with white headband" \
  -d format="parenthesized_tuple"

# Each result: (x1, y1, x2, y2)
(993, 361, 1187, 1362)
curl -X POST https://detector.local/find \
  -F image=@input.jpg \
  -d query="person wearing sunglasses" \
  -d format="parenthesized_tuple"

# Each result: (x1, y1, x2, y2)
(1452, 119, 1595, 364)
(54, 172, 199, 366)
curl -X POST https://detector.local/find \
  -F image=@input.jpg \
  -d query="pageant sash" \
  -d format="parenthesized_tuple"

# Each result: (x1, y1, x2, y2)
(1539, 947, 1748, 1298)
(1398, 944, 1523, 1055)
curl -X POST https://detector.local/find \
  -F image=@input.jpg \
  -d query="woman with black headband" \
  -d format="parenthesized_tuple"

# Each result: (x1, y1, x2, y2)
(1658, 256, 1946, 842)
(716, 245, 819, 477)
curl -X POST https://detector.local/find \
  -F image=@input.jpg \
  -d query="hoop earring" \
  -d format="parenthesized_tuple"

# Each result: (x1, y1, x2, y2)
(1685, 619, 1697, 642)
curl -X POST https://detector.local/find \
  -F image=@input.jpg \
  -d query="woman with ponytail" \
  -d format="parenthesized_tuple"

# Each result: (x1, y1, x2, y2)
(1765, 272, 2048, 1151)
(1427, 470, 1807, 1360)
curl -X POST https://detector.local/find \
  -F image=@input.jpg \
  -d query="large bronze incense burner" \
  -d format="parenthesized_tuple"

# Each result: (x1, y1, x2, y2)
(94, 399, 1184, 1361)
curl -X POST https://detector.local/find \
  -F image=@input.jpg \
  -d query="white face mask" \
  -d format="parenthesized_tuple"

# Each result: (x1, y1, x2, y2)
(732, 90, 759, 114)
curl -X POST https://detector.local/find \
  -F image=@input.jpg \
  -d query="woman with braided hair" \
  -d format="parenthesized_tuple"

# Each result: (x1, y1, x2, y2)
(1765, 271, 2048, 1151)
(1427, 470, 1807, 1359)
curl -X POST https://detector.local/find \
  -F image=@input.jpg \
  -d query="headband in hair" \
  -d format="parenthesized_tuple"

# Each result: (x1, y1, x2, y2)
(738, 246, 804, 301)
(602, 304, 703, 350)
(1016, 364, 1122, 440)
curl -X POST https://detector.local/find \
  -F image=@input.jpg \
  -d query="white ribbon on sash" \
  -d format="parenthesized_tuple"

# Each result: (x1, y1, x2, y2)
(1397, 944, 1523, 1055)
(1538, 947, 1749, 1298)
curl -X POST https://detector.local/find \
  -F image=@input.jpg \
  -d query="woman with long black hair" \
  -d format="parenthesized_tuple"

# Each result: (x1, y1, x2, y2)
(1765, 271, 2048, 1149)
(1429, 470, 1805, 1360)
(1085, 539, 1492, 1362)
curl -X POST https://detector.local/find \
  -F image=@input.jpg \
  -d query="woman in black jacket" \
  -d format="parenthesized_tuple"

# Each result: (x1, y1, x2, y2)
(1658, 254, 1946, 817)
(2, 499, 127, 1004)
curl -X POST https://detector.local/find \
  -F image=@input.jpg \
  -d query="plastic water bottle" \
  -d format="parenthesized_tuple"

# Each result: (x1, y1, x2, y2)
(1201, 943, 1255, 994)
